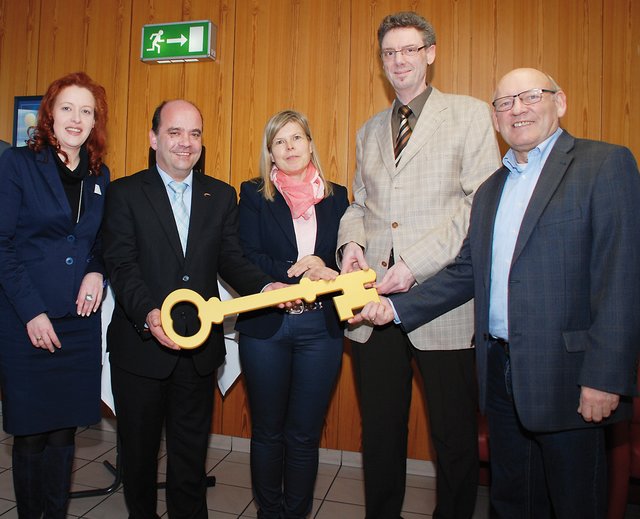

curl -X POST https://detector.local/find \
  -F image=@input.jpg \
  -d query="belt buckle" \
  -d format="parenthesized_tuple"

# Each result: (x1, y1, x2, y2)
(287, 303, 305, 315)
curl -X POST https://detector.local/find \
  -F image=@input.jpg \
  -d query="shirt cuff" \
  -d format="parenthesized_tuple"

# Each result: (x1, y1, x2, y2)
(388, 298, 401, 325)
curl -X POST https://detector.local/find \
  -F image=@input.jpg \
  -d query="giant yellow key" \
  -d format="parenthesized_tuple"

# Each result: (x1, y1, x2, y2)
(161, 269, 379, 349)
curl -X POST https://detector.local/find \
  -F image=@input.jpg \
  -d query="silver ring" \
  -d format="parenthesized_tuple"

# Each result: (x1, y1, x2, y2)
(85, 294, 94, 302)
(36, 336, 42, 341)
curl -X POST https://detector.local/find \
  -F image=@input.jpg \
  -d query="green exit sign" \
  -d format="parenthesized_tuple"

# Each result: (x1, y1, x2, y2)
(141, 20, 216, 63)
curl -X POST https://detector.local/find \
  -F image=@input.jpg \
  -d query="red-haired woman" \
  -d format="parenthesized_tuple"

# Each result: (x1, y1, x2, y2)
(0, 72, 110, 518)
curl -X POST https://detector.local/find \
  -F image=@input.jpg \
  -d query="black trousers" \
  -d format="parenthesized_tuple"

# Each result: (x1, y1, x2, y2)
(351, 323, 479, 519)
(111, 357, 216, 519)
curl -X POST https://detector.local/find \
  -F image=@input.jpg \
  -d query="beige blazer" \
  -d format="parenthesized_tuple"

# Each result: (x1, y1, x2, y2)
(338, 87, 501, 349)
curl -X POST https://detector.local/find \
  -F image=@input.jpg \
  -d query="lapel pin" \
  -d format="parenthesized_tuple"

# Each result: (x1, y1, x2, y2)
(94, 184, 102, 195)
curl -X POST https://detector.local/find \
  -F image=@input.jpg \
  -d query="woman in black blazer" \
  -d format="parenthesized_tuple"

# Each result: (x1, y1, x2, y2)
(0, 72, 109, 518)
(236, 110, 349, 518)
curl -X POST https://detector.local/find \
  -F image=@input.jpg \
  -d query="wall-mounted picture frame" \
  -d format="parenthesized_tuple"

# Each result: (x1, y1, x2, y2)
(12, 95, 42, 147)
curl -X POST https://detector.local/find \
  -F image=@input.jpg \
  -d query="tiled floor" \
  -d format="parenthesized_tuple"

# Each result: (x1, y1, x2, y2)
(0, 417, 638, 518)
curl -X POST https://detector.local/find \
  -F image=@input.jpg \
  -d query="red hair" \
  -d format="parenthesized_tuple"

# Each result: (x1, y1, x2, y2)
(28, 72, 108, 175)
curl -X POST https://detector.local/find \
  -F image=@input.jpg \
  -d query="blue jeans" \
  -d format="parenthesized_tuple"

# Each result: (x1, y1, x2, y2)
(486, 342, 606, 519)
(239, 311, 343, 519)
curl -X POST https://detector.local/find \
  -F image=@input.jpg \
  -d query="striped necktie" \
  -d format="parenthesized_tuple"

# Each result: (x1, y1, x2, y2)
(168, 180, 189, 254)
(394, 105, 413, 167)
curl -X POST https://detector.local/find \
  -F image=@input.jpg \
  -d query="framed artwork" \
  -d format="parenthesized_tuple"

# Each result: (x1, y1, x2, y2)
(12, 95, 42, 147)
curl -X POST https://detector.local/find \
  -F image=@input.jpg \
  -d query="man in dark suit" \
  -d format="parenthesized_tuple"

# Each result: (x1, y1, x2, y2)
(353, 68, 640, 518)
(103, 99, 274, 519)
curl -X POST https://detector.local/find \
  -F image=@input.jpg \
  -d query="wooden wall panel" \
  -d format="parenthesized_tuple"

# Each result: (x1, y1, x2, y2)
(602, 0, 640, 159)
(79, 0, 133, 180)
(0, 0, 40, 143)
(36, 1, 87, 85)
(183, 1, 236, 184)
(1, 0, 638, 462)
(229, 0, 351, 188)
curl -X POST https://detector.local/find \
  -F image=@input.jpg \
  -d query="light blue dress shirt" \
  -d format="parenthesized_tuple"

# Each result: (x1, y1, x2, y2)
(488, 128, 563, 340)
(156, 166, 193, 221)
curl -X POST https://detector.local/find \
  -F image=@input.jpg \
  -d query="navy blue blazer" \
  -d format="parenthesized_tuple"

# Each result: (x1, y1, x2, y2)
(235, 179, 349, 339)
(392, 132, 640, 432)
(0, 146, 109, 323)
(0, 140, 10, 158)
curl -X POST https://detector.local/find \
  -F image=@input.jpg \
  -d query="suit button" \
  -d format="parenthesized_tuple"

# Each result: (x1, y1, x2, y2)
(65, 257, 74, 265)
(381, 261, 388, 268)
(182, 275, 190, 282)
(67, 235, 76, 242)
(391, 222, 399, 228)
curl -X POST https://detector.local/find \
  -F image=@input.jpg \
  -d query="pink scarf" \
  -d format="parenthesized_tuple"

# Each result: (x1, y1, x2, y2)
(270, 163, 324, 219)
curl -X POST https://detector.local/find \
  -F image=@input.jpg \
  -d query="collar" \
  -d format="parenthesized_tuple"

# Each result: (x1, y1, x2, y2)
(53, 145, 90, 181)
(393, 85, 432, 121)
(156, 165, 194, 189)
(502, 128, 564, 176)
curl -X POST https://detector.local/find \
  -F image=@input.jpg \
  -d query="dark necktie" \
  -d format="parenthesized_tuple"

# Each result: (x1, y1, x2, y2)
(394, 105, 412, 167)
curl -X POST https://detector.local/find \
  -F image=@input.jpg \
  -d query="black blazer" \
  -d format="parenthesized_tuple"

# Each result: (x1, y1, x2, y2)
(235, 179, 349, 339)
(103, 167, 272, 379)
(393, 132, 640, 431)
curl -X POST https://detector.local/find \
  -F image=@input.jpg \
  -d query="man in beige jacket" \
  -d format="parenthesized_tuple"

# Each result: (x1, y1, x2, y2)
(338, 11, 500, 519)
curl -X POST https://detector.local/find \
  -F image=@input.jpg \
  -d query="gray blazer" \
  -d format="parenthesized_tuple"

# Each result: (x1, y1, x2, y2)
(393, 131, 640, 431)
(337, 87, 500, 349)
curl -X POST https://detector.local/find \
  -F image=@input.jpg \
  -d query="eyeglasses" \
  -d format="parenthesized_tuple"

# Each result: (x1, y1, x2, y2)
(380, 45, 427, 61)
(492, 88, 557, 112)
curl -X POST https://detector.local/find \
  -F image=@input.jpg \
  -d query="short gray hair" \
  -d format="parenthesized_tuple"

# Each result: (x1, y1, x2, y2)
(377, 12, 436, 48)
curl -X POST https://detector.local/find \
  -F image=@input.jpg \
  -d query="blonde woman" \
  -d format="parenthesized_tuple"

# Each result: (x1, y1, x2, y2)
(236, 110, 349, 518)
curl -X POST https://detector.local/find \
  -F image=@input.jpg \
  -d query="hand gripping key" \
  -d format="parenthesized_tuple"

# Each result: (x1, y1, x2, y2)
(161, 269, 379, 349)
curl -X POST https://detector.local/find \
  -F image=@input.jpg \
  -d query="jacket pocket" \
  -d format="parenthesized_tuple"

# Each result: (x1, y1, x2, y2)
(562, 329, 589, 352)
(538, 206, 582, 227)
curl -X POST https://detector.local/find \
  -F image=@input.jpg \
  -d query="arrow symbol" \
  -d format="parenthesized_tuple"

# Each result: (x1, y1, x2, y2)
(166, 34, 187, 46)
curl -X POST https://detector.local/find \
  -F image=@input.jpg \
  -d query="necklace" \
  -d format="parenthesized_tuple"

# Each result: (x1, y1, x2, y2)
(76, 180, 83, 224)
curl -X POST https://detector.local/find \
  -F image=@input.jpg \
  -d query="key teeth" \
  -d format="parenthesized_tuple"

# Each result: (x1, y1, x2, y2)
(332, 285, 380, 321)
(334, 305, 354, 321)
